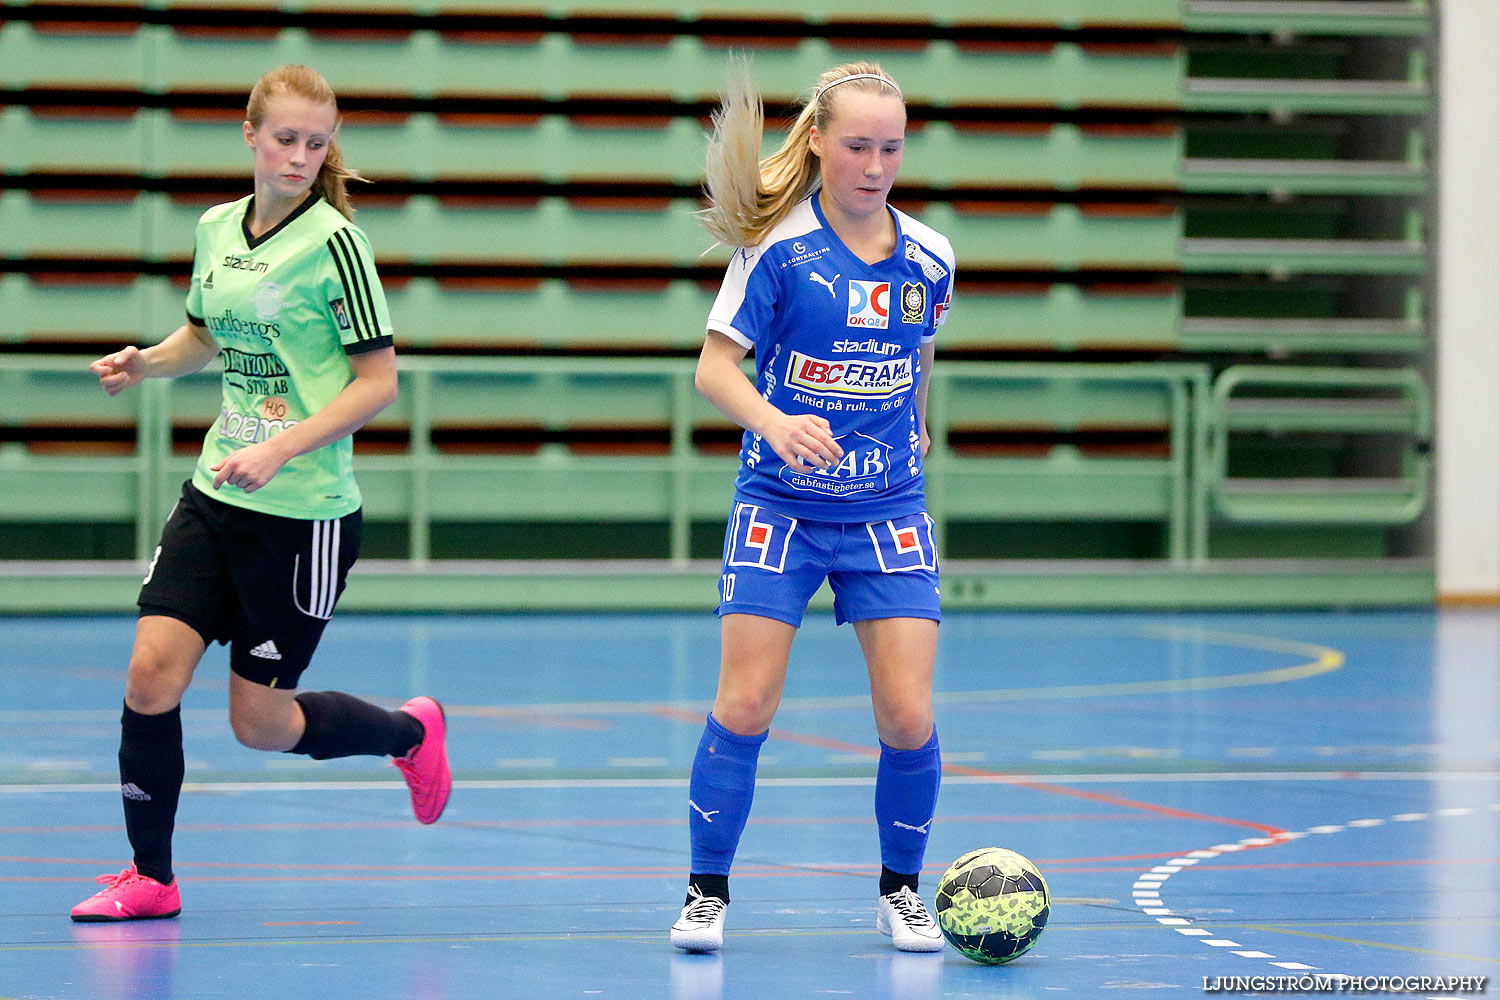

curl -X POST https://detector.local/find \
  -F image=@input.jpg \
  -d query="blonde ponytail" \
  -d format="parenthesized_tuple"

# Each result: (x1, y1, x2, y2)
(246, 64, 369, 221)
(698, 59, 903, 248)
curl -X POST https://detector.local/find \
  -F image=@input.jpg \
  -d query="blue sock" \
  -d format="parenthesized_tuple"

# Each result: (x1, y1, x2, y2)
(688, 713, 767, 876)
(875, 728, 941, 879)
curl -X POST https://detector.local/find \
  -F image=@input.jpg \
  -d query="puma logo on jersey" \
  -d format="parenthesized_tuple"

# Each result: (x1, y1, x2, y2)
(689, 800, 720, 823)
(809, 271, 839, 296)
(892, 818, 932, 834)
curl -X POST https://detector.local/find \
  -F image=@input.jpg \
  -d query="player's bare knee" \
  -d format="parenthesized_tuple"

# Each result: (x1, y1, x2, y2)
(878, 711, 934, 750)
(123, 654, 188, 715)
(713, 694, 776, 737)
(229, 708, 295, 752)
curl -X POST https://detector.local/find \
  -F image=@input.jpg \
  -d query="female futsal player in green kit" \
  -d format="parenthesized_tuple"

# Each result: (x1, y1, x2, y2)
(72, 65, 450, 922)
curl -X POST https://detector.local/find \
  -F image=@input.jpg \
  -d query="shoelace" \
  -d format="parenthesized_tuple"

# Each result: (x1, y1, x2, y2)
(392, 753, 428, 792)
(96, 868, 136, 889)
(886, 887, 936, 929)
(680, 888, 727, 925)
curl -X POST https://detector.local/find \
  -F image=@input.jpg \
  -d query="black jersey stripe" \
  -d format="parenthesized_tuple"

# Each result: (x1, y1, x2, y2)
(327, 229, 377, 340)
(327, 229, 383, 341)
(325, 233, 369, 340)
(336, 229, 383, 341)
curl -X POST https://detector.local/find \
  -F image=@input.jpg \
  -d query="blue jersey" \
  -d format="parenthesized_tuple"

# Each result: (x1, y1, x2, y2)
(707, 196, 955, 523)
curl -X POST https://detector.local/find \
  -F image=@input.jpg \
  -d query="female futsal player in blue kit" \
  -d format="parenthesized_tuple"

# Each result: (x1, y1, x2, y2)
(670, 61, 955, 953)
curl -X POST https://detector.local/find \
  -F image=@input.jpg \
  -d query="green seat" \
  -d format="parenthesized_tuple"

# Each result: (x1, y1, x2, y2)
(0, 273, 161, 346)
(1183, 1, 1432, 37)
(1178, 317, 1425, 355)
(337, 115, 707, 183)
(385, 278, 717, 350)
(1180, 156, 1428, 197)
(271, 0, 1178, 22)
(0, 190, 151, 258)
(20, 24, 1189, 108)
(920, 202, 1181, 270)
(901, 122, 1181, 190)
(1181, 76, 1429, 116)
(1181, 235, 1427, 276)
(1, 106, 150, 175)
(355, 196, 711, 266)
(0, 21, 147, 90)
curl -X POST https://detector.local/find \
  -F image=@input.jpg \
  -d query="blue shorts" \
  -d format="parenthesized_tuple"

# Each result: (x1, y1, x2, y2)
(716, 501, 941, 628)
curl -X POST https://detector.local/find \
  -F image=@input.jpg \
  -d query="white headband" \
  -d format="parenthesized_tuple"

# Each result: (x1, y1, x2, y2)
(813, 72, 902, 104)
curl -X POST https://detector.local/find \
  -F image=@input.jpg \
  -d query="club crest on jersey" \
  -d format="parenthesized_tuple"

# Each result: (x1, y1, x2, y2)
(251, 282, 285, 322)
(847, 280, 890, 329)
(901, 282, 926, 324)
(329, 296, 351, 331)
(786, 351, 913, 398)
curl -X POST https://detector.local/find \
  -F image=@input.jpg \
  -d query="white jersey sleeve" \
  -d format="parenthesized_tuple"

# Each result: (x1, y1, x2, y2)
(896, 212, 956, 340)
(706, 244, 778, 350)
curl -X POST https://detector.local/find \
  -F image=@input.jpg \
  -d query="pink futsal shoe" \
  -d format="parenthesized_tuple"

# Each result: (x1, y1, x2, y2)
(394, 696, 451, 824)
(70, 866, 181, 922)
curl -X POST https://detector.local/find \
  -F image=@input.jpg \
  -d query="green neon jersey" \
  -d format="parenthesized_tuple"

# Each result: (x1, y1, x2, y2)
(184, 194, 393, 520)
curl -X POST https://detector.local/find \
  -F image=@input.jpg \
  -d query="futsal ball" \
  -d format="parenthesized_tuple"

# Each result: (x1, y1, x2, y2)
(934, 847, 1050, 964)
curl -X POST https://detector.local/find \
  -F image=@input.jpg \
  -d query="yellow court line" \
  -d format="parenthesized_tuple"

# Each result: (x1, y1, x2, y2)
(450, 628, 1344, 716)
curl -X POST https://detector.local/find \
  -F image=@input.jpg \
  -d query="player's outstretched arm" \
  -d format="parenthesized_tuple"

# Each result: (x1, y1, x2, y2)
(210, 344, 397, 493)
(695, 329, 843, 473)
(89, 323, 218, 396)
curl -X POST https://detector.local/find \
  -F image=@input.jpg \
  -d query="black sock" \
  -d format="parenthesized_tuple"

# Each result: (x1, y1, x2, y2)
(288, 691, 424, 760)
(687, 873, 730, 905)
(880, 866, 919, 897)
(119, 702, 184, 886)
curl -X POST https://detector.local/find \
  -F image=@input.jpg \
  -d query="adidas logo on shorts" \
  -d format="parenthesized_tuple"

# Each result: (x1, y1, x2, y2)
(121, 783, 151, 801)
(249, 640, 282, 660)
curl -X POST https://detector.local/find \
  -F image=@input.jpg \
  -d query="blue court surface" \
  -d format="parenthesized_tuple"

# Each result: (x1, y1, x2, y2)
(2, 609, 1497, 998)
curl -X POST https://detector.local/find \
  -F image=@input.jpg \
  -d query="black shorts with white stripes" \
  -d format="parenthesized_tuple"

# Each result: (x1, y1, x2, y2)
(137, 480, 362, 689)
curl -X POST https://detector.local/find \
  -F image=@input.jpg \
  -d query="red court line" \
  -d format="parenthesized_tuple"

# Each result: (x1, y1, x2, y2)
(11, 856, 1490, 884)
(0, 812, 1134, 837)
(2, 855, 897, 875)
(652, 706, 1288, 844)
(0, 822, 414, 835)
(0, 854, 1168, 875)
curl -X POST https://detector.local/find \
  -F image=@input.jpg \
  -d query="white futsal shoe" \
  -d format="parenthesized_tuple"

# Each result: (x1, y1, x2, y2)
(876, 886, 944, 952)
(671, 885, 728, 952)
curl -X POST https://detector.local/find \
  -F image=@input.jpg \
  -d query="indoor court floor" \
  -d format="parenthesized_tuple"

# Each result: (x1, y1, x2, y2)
(2, 608, 1497, 998)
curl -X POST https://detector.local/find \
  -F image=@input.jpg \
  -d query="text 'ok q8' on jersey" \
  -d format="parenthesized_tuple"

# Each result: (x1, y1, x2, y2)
(707, 195, 955, 524)
(184, 193, 394, 521)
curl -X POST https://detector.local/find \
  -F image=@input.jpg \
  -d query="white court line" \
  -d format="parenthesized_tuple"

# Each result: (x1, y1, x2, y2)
(6, 771, 1500, 794)
(1137, 800, 1500, 979)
